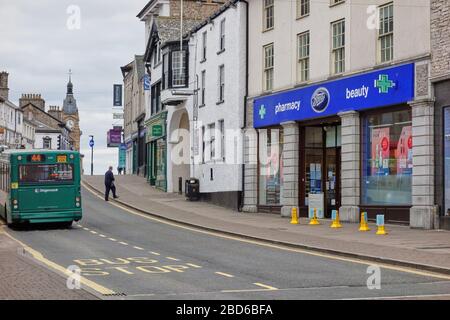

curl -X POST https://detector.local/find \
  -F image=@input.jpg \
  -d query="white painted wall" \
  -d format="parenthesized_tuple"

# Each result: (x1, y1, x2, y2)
(0, 99, 24, 147)
(247, 0, 431, 98)
(187, 2, 247, 193)
(34, 132, 59, 150)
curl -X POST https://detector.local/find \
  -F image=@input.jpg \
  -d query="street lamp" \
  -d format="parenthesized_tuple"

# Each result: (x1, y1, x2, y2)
(89, 135, 94, 176)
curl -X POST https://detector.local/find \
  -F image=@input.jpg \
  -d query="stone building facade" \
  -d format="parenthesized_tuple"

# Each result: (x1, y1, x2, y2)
(20, 94, 72, 150)
(431, 0, 450, 229)
(242, 0, 436, 229)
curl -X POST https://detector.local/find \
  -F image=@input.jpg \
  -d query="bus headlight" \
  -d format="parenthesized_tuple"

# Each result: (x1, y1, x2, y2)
(17, 156, 22, 161)
(76, 202, 80, 208)
(75, 197, 80, 202)
(13, 205, 18, 210)
(13, 199, 18, 205)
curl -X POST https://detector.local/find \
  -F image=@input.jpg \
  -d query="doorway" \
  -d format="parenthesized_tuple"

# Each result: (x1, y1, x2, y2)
(300, 122, 341, 218)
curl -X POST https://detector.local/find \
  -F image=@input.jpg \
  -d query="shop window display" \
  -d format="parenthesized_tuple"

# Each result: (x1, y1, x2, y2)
(362, 109, 412, 206)
(259, 129, 283, 205)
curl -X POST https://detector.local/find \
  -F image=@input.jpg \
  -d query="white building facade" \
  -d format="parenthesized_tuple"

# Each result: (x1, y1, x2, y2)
(0, 97, 24, 149)
(242, 0, 435, 228)
(186, 0, 248, 209)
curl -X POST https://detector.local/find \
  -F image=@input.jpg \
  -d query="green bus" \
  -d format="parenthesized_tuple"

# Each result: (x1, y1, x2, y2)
(0, 150, 82, 227)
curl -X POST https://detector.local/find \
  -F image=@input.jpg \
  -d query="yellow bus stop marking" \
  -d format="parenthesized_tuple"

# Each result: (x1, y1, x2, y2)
(82, 181, 450, 281)
(4, 231, 115, 296)
(166, 257, 180, 261)
(215, 272, 234, 278)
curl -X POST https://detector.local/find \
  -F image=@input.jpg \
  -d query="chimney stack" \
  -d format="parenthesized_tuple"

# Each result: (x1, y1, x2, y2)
(19, 93, 45, 110)
(48, 106, 62, 120)
(0, 71, 9, 100)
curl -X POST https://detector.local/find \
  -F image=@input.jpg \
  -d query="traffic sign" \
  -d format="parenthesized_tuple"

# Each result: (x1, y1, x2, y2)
(89, 140, 94, 148)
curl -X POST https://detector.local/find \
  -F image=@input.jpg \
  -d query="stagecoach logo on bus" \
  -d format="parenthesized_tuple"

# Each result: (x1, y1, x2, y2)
(35, 188, 59, 193)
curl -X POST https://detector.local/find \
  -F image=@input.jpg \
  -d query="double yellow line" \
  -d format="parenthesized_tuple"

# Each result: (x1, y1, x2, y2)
(3, 229, 115, 296)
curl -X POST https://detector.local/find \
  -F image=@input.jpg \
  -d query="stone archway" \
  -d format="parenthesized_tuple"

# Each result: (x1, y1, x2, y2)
(168, 109, 191, 193)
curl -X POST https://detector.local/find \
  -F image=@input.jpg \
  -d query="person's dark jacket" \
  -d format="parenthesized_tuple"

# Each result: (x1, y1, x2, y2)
(105, 170, 115, 186)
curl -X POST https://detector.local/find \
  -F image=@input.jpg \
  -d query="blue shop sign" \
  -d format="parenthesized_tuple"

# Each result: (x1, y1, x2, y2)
(254, 63, 415, 128)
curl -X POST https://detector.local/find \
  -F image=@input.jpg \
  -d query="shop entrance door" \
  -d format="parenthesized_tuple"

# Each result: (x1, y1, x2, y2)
(301, 123, 341, 218)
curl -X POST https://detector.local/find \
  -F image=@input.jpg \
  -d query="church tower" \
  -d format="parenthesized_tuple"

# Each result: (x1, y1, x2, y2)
(62, 70, 81, 151)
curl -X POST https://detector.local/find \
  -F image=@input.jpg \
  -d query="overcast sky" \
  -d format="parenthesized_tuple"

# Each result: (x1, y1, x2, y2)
(0, 0, 145, 174)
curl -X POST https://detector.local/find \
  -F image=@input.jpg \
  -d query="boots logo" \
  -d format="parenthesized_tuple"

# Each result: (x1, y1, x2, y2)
(311, 87, 330, 113)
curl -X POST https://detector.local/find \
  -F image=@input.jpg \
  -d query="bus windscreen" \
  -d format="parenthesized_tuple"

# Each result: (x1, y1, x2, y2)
(19, 164, 74, 184)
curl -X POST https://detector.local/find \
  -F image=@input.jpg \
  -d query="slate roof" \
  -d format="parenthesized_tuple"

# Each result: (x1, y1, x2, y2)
(155, 16, 202, 47)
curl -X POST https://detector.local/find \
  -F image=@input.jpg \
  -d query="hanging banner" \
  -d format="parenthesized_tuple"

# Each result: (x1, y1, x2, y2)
(113, 84, 123, 107)
(144, 74, 151, 91)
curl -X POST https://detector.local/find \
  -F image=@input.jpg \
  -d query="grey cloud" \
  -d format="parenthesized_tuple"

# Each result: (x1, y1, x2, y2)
(0, 0, 145, 174)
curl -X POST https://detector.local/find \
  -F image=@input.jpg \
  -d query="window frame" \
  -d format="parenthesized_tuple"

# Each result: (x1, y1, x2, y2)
(297, 0, 310, 19)
(200, 70, 206, 107)
(219, 19, 226, 53)
(378, 2, 394, 64)
(331, 19, 345, 75)
(263, 43, 274, 92)
(201, 31, 207, 62)
(171, 50, 187, 88)
(297, 31, 310, 83)
(263, 0, 274, 31)
(218, 65, 225, 104)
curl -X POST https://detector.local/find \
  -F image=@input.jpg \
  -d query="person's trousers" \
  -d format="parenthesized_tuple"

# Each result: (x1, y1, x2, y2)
(105, 184, 117, 201)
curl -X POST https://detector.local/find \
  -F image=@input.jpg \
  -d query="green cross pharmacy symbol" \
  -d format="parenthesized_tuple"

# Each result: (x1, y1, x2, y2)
(259, 105, 266, 120)
(374, 74, 396, 94)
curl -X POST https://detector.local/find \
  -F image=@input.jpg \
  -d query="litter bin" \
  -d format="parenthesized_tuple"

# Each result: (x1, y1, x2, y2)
(185, 178, 200, 201)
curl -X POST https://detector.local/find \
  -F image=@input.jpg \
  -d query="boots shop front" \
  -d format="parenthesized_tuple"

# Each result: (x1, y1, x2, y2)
(253, 63, 417, 224)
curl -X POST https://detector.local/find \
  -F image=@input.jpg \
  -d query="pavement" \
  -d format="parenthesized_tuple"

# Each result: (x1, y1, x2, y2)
(83, 175, 450, 275)
(0, 227, 96, 300)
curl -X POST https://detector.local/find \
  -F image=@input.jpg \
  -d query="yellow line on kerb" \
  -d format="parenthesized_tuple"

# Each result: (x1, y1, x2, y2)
(3, 231, 115, 296)
(81, 181, 450, 281)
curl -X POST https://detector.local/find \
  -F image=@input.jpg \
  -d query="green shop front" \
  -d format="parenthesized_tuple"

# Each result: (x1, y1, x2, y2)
(145, 112, 167, 191)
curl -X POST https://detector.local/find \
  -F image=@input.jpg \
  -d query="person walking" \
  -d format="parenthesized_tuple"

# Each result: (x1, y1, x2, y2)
(105, 166, 119, 201)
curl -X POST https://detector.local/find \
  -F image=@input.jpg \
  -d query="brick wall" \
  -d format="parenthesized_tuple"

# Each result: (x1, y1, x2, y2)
(431, 0, 450, 78)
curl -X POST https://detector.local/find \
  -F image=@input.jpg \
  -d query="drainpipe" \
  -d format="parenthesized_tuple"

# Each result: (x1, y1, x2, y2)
(239, 0, 249, 212)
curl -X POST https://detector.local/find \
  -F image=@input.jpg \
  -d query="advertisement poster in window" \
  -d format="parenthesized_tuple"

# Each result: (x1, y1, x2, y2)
(371, 128, 390, 176)
(444, 108, 450, 215)
(396, 126, 412, 176)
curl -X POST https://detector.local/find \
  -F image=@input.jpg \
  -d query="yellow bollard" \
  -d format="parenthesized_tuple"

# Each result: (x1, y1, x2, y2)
(309, 208, 321, 225)
(376, 214, 388, 235)
(330, 210, 342, 229)
(290, 207, 299, 225)
(359, 212, 370, 232)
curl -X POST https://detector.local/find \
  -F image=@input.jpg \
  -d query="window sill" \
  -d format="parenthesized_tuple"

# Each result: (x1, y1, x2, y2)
(217, 48, 225, 55)
(200, 58, 207, 64)
(262, 27, 274, 33)
(153, 61, 162, 69)
(329, 1, 345, 8)
(296, 13, 310, 20)
(327, 72, 345, 80)
(216, 100, 225, 105)
(199, 104, 206, 108)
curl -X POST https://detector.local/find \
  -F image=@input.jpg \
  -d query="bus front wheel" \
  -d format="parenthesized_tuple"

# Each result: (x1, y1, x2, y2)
(61, 221, 73, 229)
